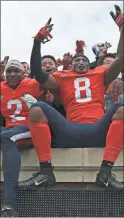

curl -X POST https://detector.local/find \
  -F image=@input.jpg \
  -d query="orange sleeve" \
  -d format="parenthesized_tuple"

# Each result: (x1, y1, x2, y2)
(53, 70, 69, 89)
(53, 71, 62, 87)
(95, 65, 106, 75)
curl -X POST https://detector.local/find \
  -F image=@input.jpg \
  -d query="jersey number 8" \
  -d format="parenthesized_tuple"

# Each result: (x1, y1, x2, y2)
(74, 77, 92, 103)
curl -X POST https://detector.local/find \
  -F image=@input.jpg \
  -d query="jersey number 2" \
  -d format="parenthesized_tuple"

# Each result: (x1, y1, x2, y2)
(7, 100, 25, 122)
(74, 78, 92, 103)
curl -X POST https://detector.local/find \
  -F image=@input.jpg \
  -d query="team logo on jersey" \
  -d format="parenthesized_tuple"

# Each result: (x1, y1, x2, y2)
(61, 73, 68, 77)
(0, 95, 4, 99)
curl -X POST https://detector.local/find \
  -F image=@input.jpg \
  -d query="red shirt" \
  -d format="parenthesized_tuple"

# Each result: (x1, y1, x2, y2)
(54, 66, 106, 123)
(1, 78, 43, 127)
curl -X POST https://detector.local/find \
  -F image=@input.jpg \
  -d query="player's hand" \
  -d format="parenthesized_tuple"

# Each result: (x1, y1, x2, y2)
(21, 94, 37, 109)
(92, 42, 112, 57)
(33, 18, 54, 43)
(62, 52, 72, 69)
(110, 5, 124, 30)
(56, 58, 63, 67)
(46, 92, 54, 103)
(75, 40, 85, 54)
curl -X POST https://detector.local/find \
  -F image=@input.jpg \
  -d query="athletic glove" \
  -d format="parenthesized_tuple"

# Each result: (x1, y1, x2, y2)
(21, 94, 37, 109)
(33, 18, 54, 43)
(75, 40, 85, 54)
(110, 5, 124, 30)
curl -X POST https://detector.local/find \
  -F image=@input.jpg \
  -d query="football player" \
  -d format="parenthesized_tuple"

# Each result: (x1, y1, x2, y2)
(0, 60, 44, 216)
(19, 5, 124, 191)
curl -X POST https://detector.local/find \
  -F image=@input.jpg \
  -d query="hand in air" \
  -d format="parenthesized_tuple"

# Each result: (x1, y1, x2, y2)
(75, 40, 85, 54)
(21, 94, 37, 109)
(56, 58, 63, 67)
(92, 42, 112, 57)
(110, 5, 124, 30)
(56, 53, 72, 70)
(33, 18, 54, 43)
(62, 52, 72, 69)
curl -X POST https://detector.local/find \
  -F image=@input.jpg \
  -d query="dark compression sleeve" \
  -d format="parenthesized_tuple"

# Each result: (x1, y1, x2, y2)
(30, 39, 49, 83)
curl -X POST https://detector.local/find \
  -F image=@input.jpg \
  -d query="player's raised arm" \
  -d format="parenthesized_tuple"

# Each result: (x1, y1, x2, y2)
(104, 5, 124, 86)
(30, 18, 59, 91)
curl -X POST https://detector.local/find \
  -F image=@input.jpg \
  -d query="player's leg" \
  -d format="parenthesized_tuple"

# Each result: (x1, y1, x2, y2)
(18, 102, 63, 189)
(96, 104, 124, 189)
(19, 102, 91, 188)
(1, 125, 30, 217)
(18, 101, 109, 189)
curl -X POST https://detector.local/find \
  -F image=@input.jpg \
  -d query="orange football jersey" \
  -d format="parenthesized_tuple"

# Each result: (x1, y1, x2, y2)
(54, 66, 106, 123)
(1, 78, 43, 127)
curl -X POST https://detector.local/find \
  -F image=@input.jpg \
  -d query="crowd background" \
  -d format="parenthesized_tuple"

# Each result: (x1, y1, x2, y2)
(0, 38, 123, 121)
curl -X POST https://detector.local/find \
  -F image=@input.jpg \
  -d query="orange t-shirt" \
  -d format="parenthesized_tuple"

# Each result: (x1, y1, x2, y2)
(1, 78, 43, 127)
(54, 66, 106, 123)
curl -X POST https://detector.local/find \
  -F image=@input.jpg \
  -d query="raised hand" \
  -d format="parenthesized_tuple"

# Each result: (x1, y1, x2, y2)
(33, 17, 54, 43)
(92, 42, 112, 57)
(56, 58, 63, 67)
(56, 53, 72, 70)
(110, 5, 124, 29)
(62, 52, 72, 69)
(75, 40, 85, 54)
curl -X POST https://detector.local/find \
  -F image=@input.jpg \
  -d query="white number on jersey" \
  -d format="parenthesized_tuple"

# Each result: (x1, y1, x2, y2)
(74, 77, 92, 103)
(7, 100, 25, 122)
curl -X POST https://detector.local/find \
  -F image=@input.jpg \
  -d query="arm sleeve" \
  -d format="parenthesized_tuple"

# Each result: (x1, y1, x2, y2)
(30, 39, 49, 83)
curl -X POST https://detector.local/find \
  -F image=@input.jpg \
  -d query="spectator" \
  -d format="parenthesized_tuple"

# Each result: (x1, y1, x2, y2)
(21, 61, 30, 77)
(97, 53, 116, 68)
(41, 55, 57, 74)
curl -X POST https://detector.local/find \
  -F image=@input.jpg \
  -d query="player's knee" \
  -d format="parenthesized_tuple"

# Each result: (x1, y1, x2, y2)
(29, 106, 48, 123)
(112, 106, 124, 121)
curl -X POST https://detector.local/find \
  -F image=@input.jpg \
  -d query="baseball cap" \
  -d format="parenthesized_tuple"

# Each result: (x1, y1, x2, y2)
(5, 60, 24, 72)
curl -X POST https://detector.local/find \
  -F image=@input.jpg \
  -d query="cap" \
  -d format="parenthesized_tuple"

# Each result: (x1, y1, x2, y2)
(5, 60, 24, 72)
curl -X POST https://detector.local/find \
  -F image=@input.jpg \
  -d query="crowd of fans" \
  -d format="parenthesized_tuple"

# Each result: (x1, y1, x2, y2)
(0, 4, 124, 217)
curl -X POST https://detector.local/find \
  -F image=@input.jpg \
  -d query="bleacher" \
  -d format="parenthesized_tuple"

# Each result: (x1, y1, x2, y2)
(0, 148, 124, 217)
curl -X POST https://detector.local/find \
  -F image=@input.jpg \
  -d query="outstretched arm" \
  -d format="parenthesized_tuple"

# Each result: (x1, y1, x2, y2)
(30, 18, 59, 92)
(104, 5, 124, 86)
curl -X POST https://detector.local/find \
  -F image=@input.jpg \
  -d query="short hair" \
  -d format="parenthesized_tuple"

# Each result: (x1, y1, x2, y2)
(21, 62, 29, 65)
(97, 53, 116, 66)
(72, 53, 90, 64)
(41, 55, 56, 64)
